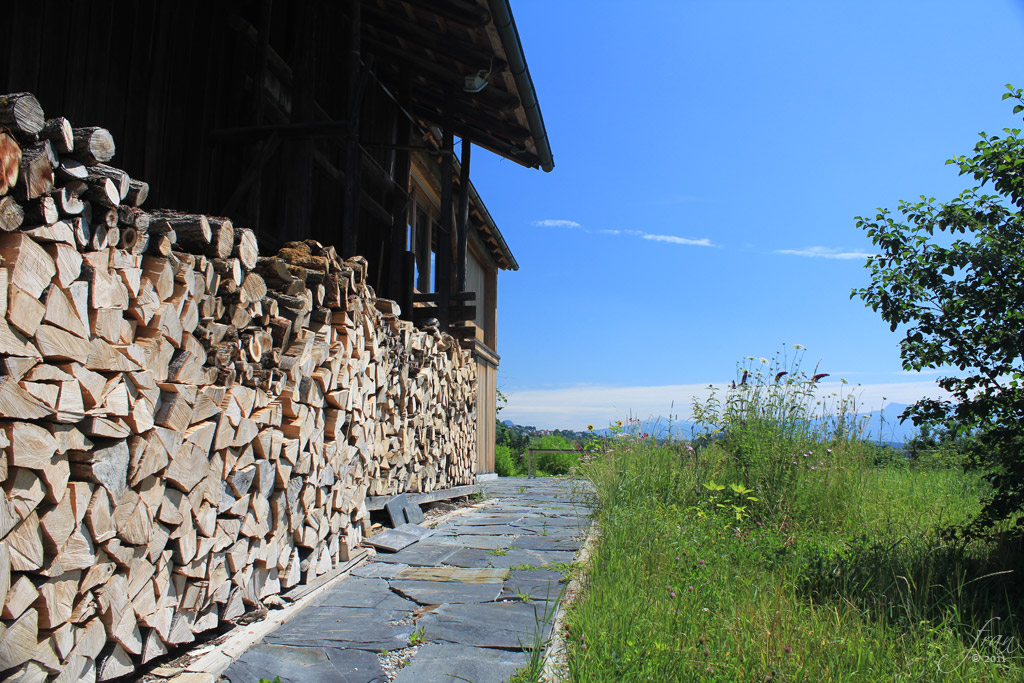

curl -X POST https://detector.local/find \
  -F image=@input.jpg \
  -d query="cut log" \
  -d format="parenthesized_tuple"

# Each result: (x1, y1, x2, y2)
(71, 127, 115, 166)
(40, 117, 73, 154)
(125, 179, 149, 207)
(206, 217, 235, 259)
(85, 177, 119, 208)
(87, 164, 130, 200)
(22, 196, 59, 226)
(0, 93, 45, 136)
(150, 211, 210, 253)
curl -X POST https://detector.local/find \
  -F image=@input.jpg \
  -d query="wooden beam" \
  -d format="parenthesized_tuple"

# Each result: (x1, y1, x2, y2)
(283, 1, 317, 239)
(341, 0, 363, 258)
(362, 4, 499, 70)
(400, 0, 491, 28)
(456, 138, 471, 293)
(435, 90, 454, 331)
(389, 68, 412, 316)
(365, 484, 479, 511)
(365, 38, 520, 111)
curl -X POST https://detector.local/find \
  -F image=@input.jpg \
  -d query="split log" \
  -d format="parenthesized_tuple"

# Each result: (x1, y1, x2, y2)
(0, 130, 21, 196)
(0, 195, 24, 232)
(15, 142, 54, 201)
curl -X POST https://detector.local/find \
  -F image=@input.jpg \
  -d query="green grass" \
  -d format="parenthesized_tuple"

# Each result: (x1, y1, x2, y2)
(562, 354, 1023, 682)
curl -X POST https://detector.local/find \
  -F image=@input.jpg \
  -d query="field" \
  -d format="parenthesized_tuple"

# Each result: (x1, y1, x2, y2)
(552, 359, 1024, 681)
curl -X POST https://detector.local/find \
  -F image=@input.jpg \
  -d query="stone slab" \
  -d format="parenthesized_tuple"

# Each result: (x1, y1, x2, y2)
(351, 562, 410, 579)
(222, 644, 385, 683)
(415, 601, 556, 650)
(391, 643, 528, 683)
(393, 567, 508, 584)
(499, 569, 566, 602)
(266, 608, 416, 651)
(311, 578, 415, 610)
(511, 536, 582, 552)
(390, 579, 503, 605)
(371, 542, 459, 566)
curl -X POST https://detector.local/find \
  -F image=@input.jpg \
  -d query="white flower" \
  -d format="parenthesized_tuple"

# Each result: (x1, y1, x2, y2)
(793, 344, 805, 350)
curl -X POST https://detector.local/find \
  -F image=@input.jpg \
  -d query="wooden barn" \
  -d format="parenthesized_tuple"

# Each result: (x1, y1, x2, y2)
(0, 0, 553, 474)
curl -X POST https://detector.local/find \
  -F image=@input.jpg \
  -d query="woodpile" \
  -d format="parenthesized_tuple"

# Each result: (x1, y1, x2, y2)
(0, 93, 477, 682)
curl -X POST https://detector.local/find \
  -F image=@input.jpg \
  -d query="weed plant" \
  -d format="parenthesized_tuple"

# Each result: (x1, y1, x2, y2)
(564, 351, 1023, 681)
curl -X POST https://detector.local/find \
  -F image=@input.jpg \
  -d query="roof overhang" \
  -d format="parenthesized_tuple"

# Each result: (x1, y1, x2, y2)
(363, 0, 554, 173)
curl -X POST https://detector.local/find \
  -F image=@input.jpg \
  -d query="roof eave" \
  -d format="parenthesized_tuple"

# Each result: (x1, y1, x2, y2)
(486, 0, 554, 173)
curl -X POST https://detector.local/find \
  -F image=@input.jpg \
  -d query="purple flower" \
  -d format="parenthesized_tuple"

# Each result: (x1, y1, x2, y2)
(784, 645, 792, 654)
(812, 373, 829, 383)
(774, 371, 788, 383)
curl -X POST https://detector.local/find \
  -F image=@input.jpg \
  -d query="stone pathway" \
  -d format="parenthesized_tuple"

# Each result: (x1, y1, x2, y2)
(222, 477, 593, 683)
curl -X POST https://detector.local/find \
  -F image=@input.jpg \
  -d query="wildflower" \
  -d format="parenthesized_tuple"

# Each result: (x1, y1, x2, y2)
(784, 645, 792, 654)
(698, 559, 705, 566)
(587, 424, 594, 431)
(688, 585, 694, 591)
(670, 591, 676, 598)
(793, 344, 805, 350)
(774, 371, 788, 383)
(740, 370, 749, 386)
(701, 607, 710, 613)
(812, 373, 829, 383)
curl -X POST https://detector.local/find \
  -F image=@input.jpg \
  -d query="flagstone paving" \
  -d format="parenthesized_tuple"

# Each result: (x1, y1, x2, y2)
(222, 477, 593, 683)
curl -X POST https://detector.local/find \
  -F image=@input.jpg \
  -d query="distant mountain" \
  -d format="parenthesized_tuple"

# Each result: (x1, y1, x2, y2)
(501, 403, 922, 445)
(858, 402, 920, 443)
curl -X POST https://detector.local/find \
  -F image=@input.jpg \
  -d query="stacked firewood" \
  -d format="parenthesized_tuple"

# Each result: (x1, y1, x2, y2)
(0, 93, 477, 682)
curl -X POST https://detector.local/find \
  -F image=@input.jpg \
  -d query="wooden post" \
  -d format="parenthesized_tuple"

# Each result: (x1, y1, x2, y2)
(341, 0, 362, 258)
(435, 90, 454, 331)
(388, 70, 411, 306)
(456, 138, 471, 293)
(416, 212, 431, 294)
(249, 0, 274, 230)
(283, 2, 316, 239)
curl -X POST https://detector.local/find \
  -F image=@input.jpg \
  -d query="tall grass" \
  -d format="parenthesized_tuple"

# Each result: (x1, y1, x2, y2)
(563, 353, 1023, 681)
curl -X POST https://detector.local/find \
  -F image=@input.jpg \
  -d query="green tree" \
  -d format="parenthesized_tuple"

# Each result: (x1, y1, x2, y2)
(853, 85, 1024, 537)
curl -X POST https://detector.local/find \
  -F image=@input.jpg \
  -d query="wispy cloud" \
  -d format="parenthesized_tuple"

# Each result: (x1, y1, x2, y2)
(535, 220, 716, 247)
(643, 234, 714, 247)
(533, 219, 582, 229)
(603, 229, 716, 247)
(499, 381, 949, 431)
(776, 246, 874, 260)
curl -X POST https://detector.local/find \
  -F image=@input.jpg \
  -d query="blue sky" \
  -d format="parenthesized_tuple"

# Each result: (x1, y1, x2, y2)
(470, 1, 1024, 430)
